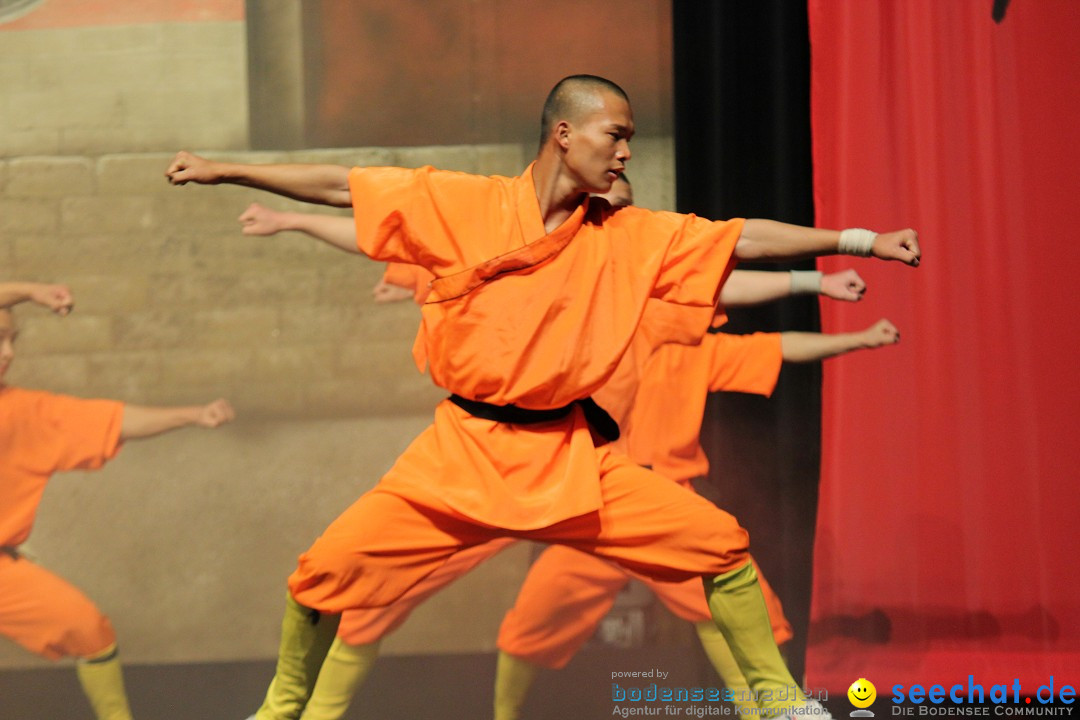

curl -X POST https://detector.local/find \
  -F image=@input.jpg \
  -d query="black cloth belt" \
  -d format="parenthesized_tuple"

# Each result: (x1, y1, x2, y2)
(448, 394, 620, 444)
(0, 546, 19, 560)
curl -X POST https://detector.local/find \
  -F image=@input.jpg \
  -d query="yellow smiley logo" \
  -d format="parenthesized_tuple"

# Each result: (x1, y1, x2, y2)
(848, 678, 877, 708)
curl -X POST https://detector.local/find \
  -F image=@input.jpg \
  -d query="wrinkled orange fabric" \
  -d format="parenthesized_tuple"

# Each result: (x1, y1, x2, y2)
(288, 165, 746, 612)
(497, 329, 791, 668)
(0, 555, 118, 659)
(336, 538, 514, 645)
(625, 330, 783, 482)
(351, 164, 741, 411)
(291, 449, 750, 613)
(0, 386, 124, 658)
(345, 164, 741, 529)
(0, 386, 124, 547)
(349, 222, 789, 666)
(498, 548, 791, 669)
(332, 330, 794, 649)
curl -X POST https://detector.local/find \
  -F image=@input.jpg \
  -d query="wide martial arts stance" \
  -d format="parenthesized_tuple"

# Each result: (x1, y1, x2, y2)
(0, 282, 235, 720)
(165, 74, 920, 719)
(229, 193, 872, 720)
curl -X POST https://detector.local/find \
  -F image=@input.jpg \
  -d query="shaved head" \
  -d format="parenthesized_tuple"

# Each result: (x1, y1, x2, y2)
(539, 75, 630, 149)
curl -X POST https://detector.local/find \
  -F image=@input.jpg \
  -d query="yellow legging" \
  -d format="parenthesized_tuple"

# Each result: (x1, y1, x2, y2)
(76, 643, 133, 720)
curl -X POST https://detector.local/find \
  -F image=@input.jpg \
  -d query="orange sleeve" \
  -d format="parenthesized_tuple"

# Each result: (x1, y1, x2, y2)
(23, 390, 124, 471)
(702, 331, 784, 396)
(653, 212, 742, 317)
(616, 207, 743, 347)
(347, 166, 516, 275)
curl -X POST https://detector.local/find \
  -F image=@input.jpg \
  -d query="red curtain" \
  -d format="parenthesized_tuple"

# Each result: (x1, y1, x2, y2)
(809, 0, 1080, 691)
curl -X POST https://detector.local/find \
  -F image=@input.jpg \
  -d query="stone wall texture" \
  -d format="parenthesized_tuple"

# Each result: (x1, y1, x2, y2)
(0, 3, 675, 669)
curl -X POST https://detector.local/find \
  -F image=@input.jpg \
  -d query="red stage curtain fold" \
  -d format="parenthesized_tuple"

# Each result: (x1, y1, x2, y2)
(808, 0, 1080, 691)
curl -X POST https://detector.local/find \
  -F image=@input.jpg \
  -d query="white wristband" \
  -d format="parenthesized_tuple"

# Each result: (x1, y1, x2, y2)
(789, 270, 822, 295)
(838, 228, 877, 257)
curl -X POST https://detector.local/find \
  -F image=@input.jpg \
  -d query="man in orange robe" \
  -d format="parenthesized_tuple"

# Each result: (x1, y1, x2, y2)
(0, 282, 235, 720)
(231, 195, 870, 719)
(166, 75, 919, 720)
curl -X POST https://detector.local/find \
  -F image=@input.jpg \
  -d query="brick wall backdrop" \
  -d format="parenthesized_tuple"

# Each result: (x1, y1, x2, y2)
(0, 0, 676, 670)
(0, 11, 247, 156)
(0, 139, 674, 667)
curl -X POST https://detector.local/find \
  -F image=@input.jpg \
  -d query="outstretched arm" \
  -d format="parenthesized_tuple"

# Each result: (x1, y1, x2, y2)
(780, 319, 900, 363)
(238, 203, 360, 254)
(0, 282, 74, 315)
(166, 151, 352, 208)
(818, 268, 867, 302)
(120, 399, 235, 441)
(736, 221, 921, 267)
(719, 268, 866, 307)
(717, 271, 792, 307)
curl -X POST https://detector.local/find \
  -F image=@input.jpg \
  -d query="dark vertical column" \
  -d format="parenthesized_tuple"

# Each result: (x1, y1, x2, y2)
(245, 0, 306, 150)
(673, 0, 819, 684)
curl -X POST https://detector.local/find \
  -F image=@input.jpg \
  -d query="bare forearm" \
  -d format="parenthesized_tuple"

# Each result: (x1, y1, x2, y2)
(0, 282, 73, 314)
(120, 405, 204, 440)
(735, 220, 839, 261)
(737, 221, 922, 267)
(718, 270, 794, 306)
(781, 319, 899, 362)
(216, 162, 352, 207)
(0, 283, 36, 308)
(280, 213, 361, 254)
(780, 331, 867, 363)
(167, 152, 352, 207)
(120, 398, 233, 440)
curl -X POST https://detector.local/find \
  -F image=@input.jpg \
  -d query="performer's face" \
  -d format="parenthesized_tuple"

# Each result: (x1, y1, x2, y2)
(563, 91, 634, 194)
(0, 310, 16, 382)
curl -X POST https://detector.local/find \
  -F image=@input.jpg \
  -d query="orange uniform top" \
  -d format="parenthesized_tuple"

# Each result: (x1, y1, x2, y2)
(351, 163, 742, 408)
(0, 386, 124, 547)
(347, 164, 742, 529)
(623, 330, 783, 483)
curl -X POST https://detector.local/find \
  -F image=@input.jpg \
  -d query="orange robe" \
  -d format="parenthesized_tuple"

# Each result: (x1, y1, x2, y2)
(0, 386, 124, 659)
(333, 330, 795, 649)
(288, 164, 749, 613)
(625, 330, 784, 481)
(497, 330, 793, 668)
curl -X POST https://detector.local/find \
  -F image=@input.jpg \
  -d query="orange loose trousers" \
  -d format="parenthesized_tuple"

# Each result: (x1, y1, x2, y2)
(288, 415, 751, 615)
(0, 553, 116, 659)
(335, 538, 514, 646)
(497, 546, 792, 669)
(494, 329, 791, 668)
(289, 164, 747, 619)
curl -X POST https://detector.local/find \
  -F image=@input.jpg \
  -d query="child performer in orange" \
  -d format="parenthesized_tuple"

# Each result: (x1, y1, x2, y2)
(166, 75, 919, 720)
(0, 282, 235, 720)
